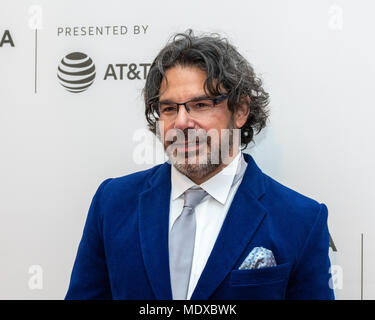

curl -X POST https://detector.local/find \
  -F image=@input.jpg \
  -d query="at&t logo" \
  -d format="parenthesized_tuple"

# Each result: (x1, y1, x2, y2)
(57, 52, 96, 93)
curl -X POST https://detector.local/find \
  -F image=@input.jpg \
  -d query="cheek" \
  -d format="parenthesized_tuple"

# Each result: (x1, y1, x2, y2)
(161, 123, 181, 146)
(200, 115, 232, 134)
(206, 116, 233, 146)
(159, 121, 173, 137)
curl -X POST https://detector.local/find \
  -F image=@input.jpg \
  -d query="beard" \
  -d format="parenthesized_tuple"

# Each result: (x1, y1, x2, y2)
(162, 122, 236, 181)
(171, 144, 221, 180)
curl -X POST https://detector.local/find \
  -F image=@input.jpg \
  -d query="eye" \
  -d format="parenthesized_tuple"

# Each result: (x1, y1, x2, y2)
(192, 101, 211, 108)
(160, 104, 177, 113)
(196, 103, 208, 108)
(164, 107, 176, 112)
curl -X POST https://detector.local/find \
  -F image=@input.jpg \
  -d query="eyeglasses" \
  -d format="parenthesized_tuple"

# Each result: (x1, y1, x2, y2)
(152, 95, 228, 120)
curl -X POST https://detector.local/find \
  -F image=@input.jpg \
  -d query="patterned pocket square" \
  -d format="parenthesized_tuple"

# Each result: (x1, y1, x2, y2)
(239, 247, 277, 270)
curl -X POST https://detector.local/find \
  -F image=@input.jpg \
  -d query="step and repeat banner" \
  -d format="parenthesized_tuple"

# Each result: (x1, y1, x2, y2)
(1, 0, 374, 299)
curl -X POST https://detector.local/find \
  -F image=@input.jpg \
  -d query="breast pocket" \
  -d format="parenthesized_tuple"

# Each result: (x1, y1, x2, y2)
(214, 262, 291, 300)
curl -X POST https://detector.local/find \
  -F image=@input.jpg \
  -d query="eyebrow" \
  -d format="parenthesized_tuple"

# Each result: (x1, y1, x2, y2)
(158, 95, 211, 104)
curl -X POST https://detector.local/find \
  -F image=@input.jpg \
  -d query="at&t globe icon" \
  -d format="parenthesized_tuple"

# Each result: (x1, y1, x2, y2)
(57, 52, 96, 93)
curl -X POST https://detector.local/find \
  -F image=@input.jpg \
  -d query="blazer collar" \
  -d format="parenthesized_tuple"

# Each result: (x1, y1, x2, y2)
(239, 152, 266, 199)
(138, 153, 267, 300)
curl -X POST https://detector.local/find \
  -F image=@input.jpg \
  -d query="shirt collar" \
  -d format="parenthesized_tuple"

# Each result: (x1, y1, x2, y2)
(171, 151, 242, 205)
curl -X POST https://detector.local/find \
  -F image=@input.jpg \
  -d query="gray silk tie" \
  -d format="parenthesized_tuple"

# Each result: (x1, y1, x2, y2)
(169, 187, 207, 300)
(169, 154, 248, 300)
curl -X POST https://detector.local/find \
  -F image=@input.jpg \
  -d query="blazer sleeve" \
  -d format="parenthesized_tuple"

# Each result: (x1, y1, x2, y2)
(285, 203, 335, 300)
(65, 178, 113, 300)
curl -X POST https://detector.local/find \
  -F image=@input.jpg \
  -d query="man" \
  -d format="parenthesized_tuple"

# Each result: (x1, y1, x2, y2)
(65, 30, 334, 300)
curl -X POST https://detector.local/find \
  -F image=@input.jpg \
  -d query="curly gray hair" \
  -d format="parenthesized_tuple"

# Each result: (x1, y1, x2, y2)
(143, 29, 270, 148)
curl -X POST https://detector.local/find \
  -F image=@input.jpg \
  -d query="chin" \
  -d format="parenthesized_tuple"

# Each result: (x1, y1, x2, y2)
(173, 162, 220, 180)
(165, 142, 225, 179)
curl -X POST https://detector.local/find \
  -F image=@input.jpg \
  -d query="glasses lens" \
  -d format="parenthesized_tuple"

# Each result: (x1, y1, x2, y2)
(159, 103, 177, 118)
(186, 99, 214, 117)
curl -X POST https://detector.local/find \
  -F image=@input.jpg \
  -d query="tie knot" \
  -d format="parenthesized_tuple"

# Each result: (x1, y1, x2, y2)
(183, 187, 207, 209)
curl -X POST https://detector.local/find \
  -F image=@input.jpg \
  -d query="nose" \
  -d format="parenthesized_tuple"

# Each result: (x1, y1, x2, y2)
(173, 105, 196, 130)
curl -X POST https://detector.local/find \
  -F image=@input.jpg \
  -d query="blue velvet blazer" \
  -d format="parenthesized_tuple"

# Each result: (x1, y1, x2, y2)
(65, 153, 334, 300)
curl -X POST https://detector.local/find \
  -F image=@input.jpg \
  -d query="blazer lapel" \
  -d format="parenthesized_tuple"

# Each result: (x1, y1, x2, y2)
(138, 162, 173, 300)
(190, 153, 268, 300)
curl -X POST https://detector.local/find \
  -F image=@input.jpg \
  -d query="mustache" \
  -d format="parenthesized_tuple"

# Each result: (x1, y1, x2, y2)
(165, 128, 211, 146)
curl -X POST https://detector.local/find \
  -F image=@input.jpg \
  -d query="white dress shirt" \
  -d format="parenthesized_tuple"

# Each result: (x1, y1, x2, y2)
(169, 151, 246, 299)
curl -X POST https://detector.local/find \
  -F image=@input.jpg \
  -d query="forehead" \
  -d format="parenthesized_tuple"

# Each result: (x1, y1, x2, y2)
(159, 65, 208, 101)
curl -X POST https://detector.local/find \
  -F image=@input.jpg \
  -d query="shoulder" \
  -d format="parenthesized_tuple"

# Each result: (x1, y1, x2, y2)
(103, 163, 165, 192)
(259, 173, 330, 265)
(93, 163, 167, 209)
(262, 173, 328, 229)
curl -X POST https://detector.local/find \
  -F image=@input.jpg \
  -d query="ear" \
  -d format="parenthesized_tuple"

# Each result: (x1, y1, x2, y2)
(234, 95, 250, 128)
